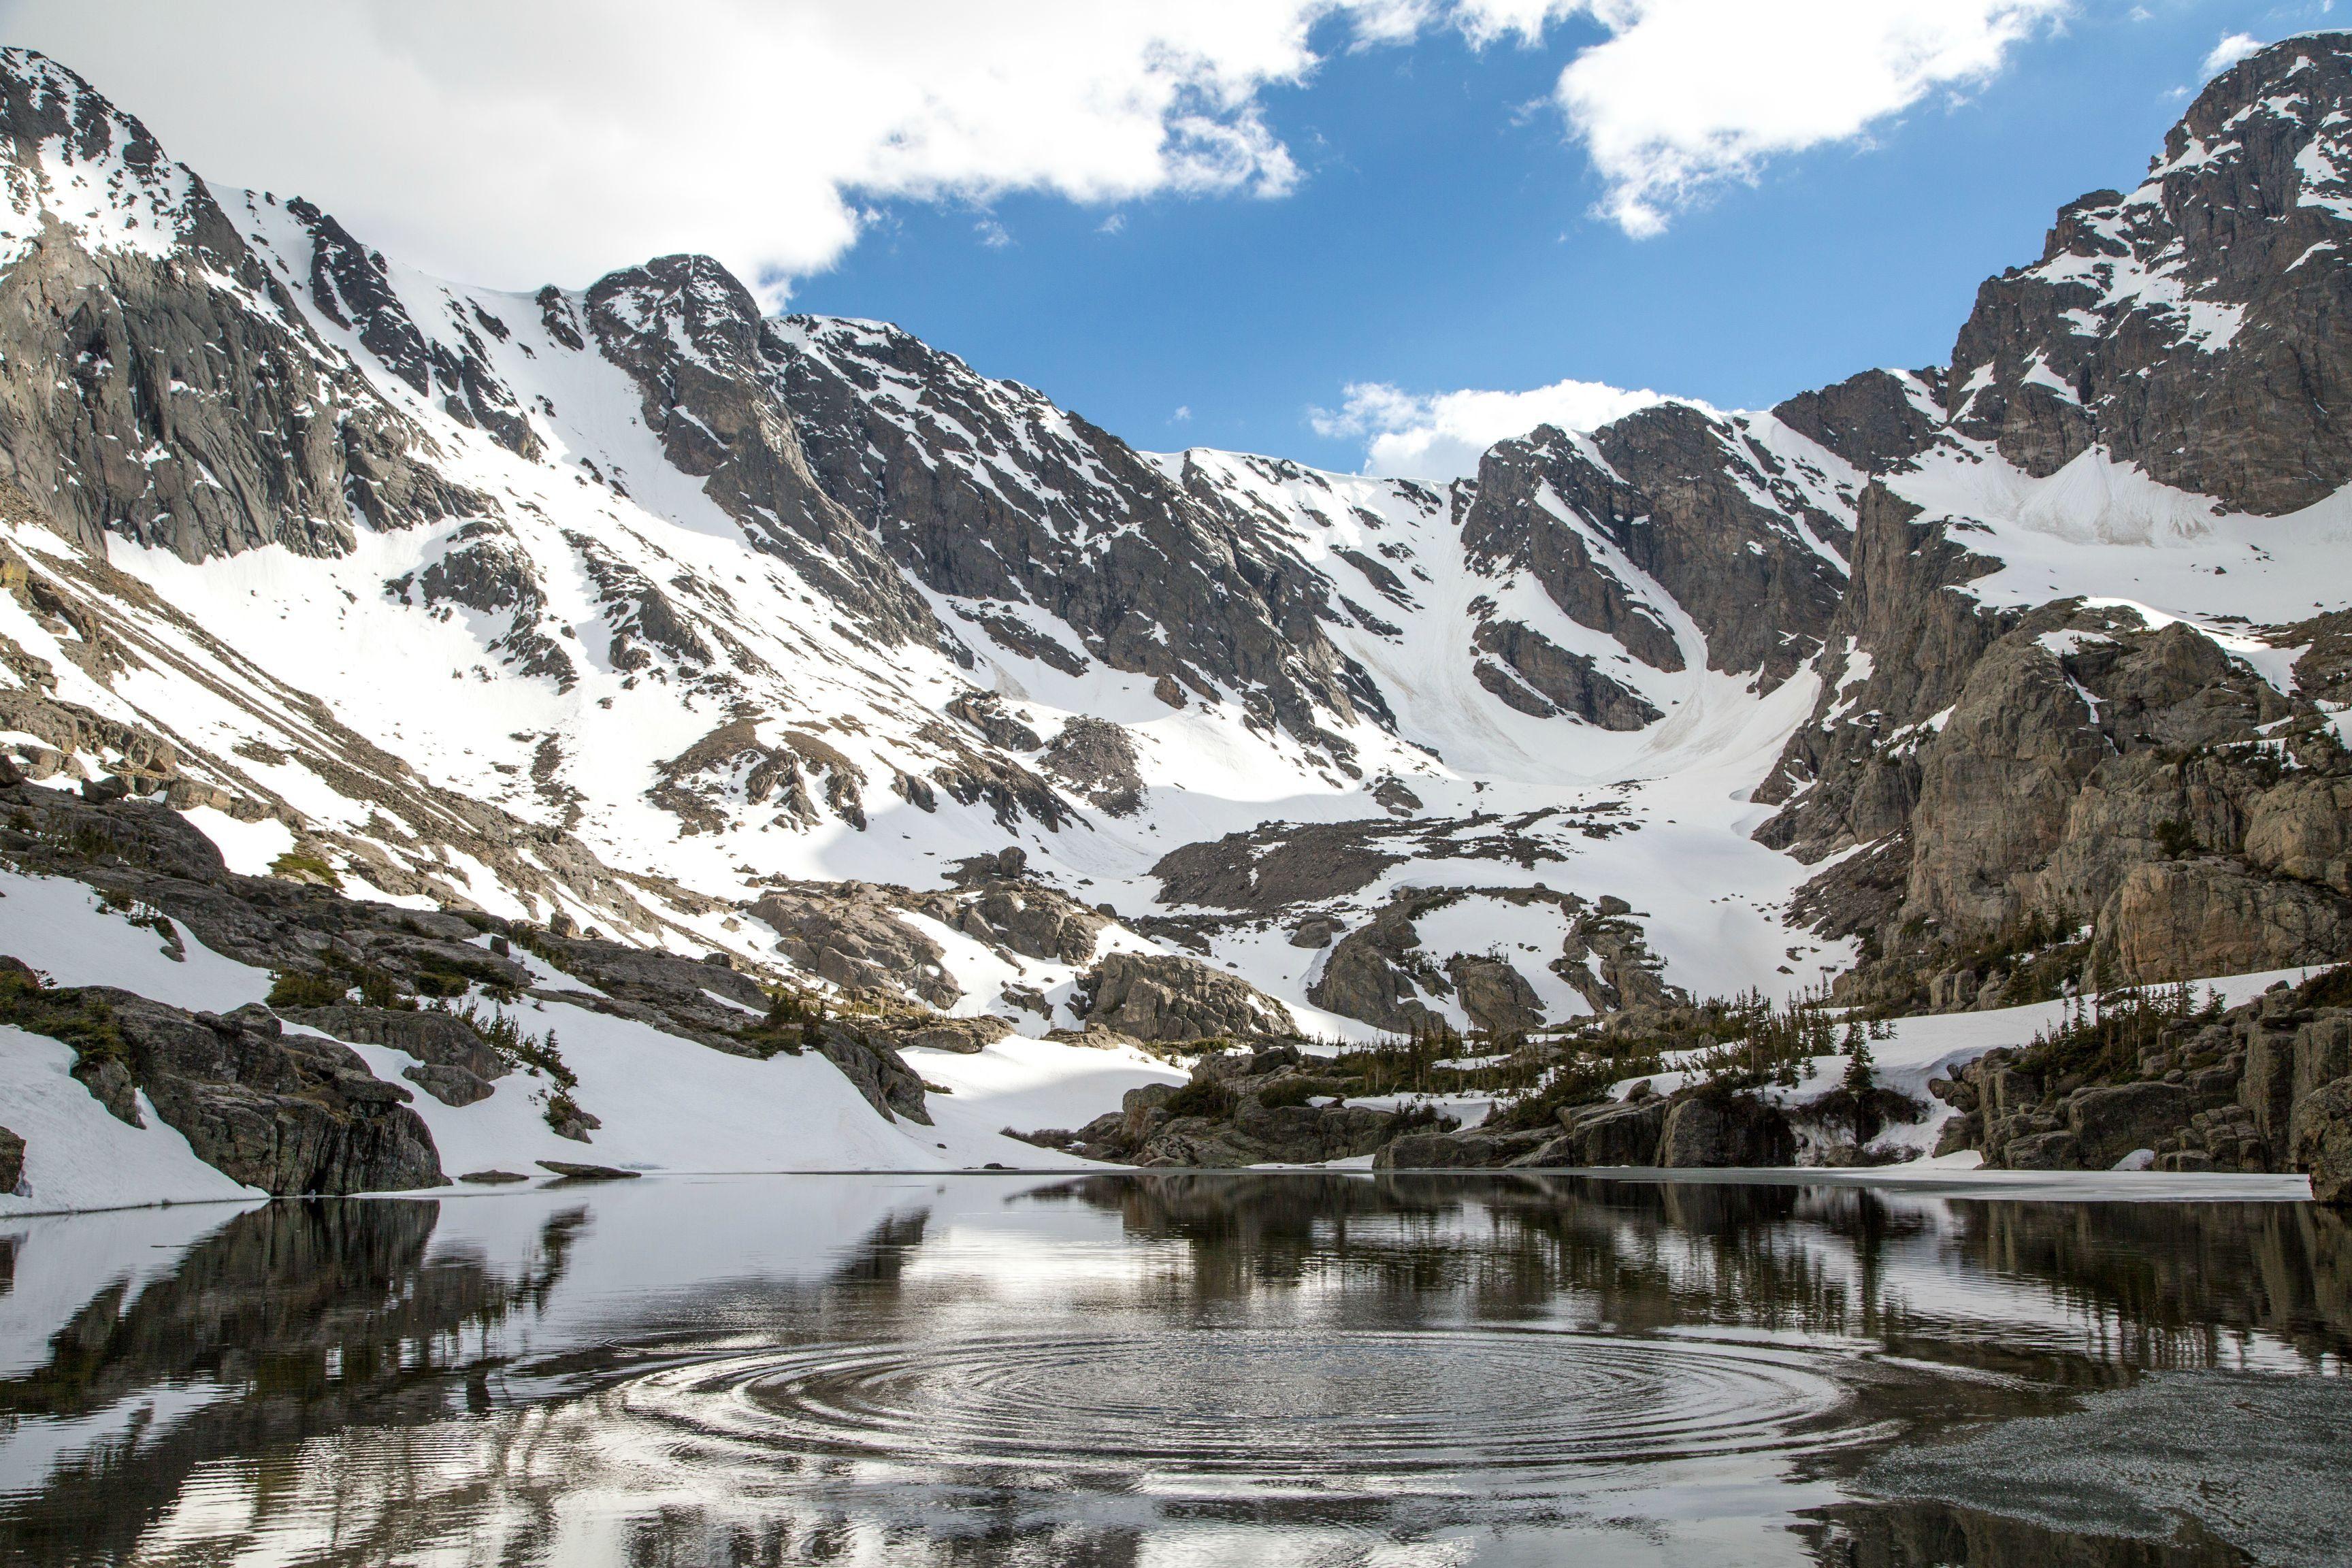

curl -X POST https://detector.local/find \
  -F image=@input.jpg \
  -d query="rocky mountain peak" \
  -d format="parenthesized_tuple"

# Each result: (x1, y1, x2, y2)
(1948, 31, 2352, 512)
(0, 48, 208, 267)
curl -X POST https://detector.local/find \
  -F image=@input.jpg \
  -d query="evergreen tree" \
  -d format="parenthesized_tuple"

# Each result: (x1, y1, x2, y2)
(1842, 1034, 1876, 1096)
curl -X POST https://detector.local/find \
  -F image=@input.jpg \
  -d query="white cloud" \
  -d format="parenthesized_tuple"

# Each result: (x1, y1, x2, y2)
(0, 0, 1356, 295)
(1547, 0, 2070, 237)
(1313, 377, 1676, 478)
(0, 0, 2067, 294)
(2202, 32, 2265, 77)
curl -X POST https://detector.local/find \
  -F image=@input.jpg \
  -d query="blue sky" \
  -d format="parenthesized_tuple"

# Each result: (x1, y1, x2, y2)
(787, 0, 2331, 469)
(7, 0, 2338, 474)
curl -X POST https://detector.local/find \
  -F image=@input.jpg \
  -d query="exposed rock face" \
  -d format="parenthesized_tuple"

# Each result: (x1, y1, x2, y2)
(900, 877, 1109, 966)
(1445, 953, 1544, 1036)
(1356, 1075, 1812, 1173)
(1559, 896, 1684, 1014)
(0, 51, 478, 564)
(399, 1062, 493, 1108)
(278, 1004, 508, 1081)
(581, 256, 943, 651)
(774, 315, 1392, 751)
(1305, 887, 1463, 1034)
(1656, 1090, 1797, 1169)
(1152, 819, 1411, 911)
(106, 994, 444, 1194)
(1769, 368, 1946, 476)
(1469, 619, 1659, 730)
(1041, 717, 1143, 817)
(1075, 952, 1292, 1043)
(1935, 973, 2352, 1181)
(1513, 1095, 1669, 1169)
(1946, 41, 2352, 514)
(0, 1122, 22, 1192)
(1304, 885, 1568, 1034)
(2064, 1082, 2190, 1169)
(279, 1003, 508, 1107)
(286, 197, 540, 460)
(1457, 405, 1851, 697)
(751, 882, 958, 1008)
(882, 1014, 1013, 1055)
(2291, 1077, 2352, 1204)
(1374, 1128, 1555, 1170)
(649, 718, 873, 834)
(946, 691, 1043, 752)
(1022, 1047, 1407, 1166)
(815, 1025, 932, 1125)
(1764, 512, 2352, 1000)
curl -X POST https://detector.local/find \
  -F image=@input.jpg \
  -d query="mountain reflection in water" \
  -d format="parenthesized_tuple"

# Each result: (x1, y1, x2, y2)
(0, 1173, 2345, 1567)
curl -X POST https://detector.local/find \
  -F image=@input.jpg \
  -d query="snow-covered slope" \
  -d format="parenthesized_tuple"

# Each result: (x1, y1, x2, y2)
(5, 27, 2352, 1126)
(0, 43, 1887, 1054)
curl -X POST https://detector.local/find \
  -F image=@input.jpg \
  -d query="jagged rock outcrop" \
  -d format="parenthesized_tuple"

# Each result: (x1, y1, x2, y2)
(1934, 972, 2352, 1185)
(1073, 951, 1292, 1043)
(0, 52, 477, 563)
(278, 1003, 508, 1107)
(1767, 567, 2352, 998)
(581, 256, 943, 650)
(1469, 618, 1659, 729)
(900, 876, 1109, 966)
(1654, 1089, 1798, 1169)
(285, 197, 541, 460)
(1298, 881, 1681, 1035)
(749, 881, 958, 1008)
(774, 315, 1392, 753)
(1041, 717, 1143, 817)
(1444, 953, 1544, 1036)
(814, 1024, 932, 1125)
(1457, 404, 1852, 698)
(945, 691, 1043, 752)
(1026, 1045, 1412, 1166)
(1558, 895, 1685, 1014)
(2292, 1078, 2352, 1204)
(1769, 368, 1946, 476)
(650, 717, 869, 834)
(1948, 39, 2352, 514)
(0, 972, 447, 1195)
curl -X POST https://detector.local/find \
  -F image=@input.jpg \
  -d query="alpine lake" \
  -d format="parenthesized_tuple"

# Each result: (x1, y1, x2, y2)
(2, 1170, 2349, 1567)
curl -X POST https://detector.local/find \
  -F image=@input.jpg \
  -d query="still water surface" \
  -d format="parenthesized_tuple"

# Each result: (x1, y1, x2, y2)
(1, 1172, 2349, 1566)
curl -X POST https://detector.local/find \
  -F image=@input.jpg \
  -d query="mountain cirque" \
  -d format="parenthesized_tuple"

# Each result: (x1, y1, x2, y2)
(1, 38, 2351, 1192)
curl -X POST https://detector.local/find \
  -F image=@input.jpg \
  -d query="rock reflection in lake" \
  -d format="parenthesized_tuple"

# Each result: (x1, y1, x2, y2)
(0, 1173, 2343, 1566)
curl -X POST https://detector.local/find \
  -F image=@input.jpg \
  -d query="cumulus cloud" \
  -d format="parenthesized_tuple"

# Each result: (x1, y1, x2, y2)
(1551, 0, 2071, 238)
(0, 0, 1347, 295)
(0, 0, 2066, 293)
(2202, 32, 2265, 77)
(1312, 377, 1675, 478)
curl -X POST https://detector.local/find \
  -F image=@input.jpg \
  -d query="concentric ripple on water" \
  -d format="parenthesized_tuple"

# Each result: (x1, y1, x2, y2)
(619, 1328, 1860, 1487)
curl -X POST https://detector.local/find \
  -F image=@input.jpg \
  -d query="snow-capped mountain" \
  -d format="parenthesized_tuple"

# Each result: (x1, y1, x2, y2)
(3, 31, 2351, 1065)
